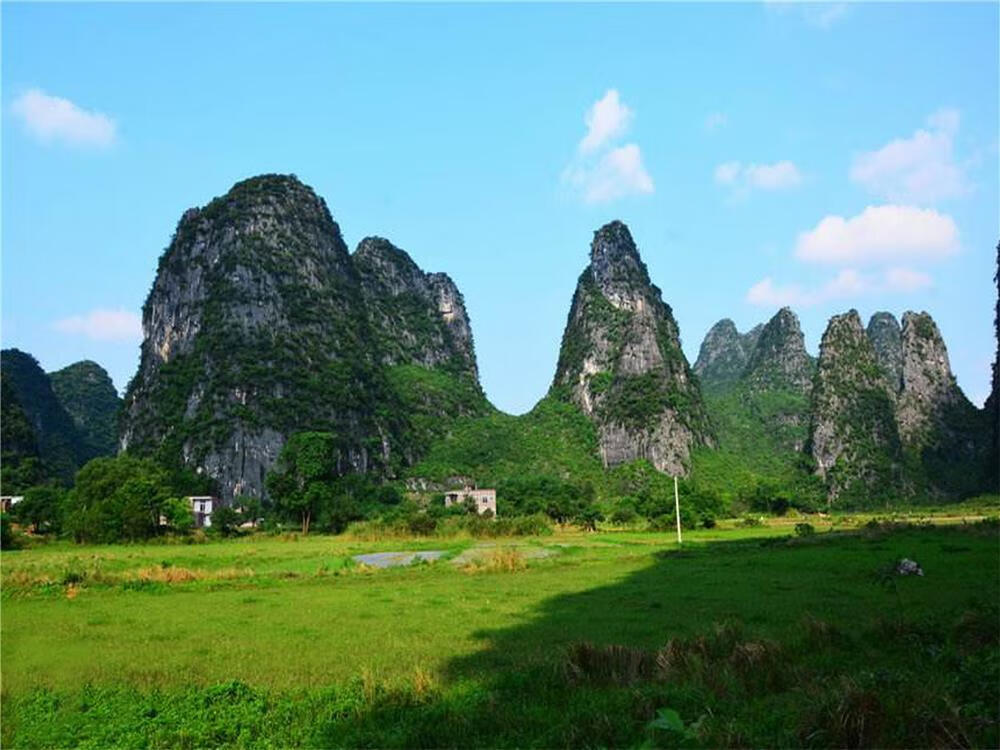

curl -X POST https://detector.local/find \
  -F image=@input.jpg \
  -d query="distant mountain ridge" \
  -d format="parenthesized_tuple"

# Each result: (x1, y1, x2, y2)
(13, 172, 985, 507)
(694, 306, 991, 503)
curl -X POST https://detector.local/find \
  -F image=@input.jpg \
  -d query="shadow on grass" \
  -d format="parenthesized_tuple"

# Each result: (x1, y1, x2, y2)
(314, 524, 999, 748)
(4, 525, 996, 748)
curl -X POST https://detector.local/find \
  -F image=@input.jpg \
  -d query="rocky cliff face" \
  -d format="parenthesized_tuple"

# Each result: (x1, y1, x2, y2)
(551, 221, 713, 475)
(808, 311, 902, 501)
(353, 236, 478, 381)
(897, 312, 964, 442)
(122, 174, 485, 499)
(49, 360, 121, 459)
(895, 312, 985, 494)
(743, 307, 814, 394)
(866, 312, 903, 395)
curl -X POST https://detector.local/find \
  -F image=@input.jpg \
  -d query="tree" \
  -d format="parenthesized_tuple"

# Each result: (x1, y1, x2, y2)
(235, 495, 263, 528)
(576, 507, 604, 532)
(63, 456, 173, 543)
(162, 497, 194, 534)
(211, 505, 241, 537)
(265, 432, 338, 533)
(14, 485, 65, 533)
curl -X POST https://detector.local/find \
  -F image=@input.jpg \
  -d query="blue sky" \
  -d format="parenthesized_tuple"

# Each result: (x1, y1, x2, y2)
(3, 2, 997, 413)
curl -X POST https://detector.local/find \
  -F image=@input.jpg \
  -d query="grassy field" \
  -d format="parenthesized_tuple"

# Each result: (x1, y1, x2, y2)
(2, 511, 998, 748)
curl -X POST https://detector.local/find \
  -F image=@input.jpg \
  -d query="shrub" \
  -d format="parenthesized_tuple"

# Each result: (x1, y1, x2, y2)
(576, 508, 604, 531)
(610, 507, 638, 525)
(462, 547, 525, 573)
(1, 514, 18, 550)
(738, 515, 764, 528)
(700, 513, 717, 529)
(648, 514, 675, 532)
(794, 522, 815, 537)
(407, 514, 437, 536)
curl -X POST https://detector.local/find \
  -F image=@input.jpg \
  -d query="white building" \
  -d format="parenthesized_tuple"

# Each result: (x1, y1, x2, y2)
(0, 496, 24, 513)
(443, 486, 497, 516)
(188, 496, 220, 528)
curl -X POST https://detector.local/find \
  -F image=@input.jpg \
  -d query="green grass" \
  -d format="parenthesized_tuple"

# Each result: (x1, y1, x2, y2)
(2, 515, 997, 748)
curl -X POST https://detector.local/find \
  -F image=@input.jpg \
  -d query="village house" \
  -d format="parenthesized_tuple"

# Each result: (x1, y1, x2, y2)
(0, 496, 24, 514)
(188, 496, 221, 528)
(443, 486, 497, 516)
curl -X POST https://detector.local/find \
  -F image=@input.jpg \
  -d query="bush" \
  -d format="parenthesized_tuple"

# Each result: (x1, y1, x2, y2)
(648, 514, 675, 532)
(700, 513, 717, 529)
(738, 515, 764, 528)
(576, 508, 604, 531)
(1, 514, 18, 550)
(610, 507, 638, 525)
(794, 522, 815, 537)
(407, 514, 437, 536)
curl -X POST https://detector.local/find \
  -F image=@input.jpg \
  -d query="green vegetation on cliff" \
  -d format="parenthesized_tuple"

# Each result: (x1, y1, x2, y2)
(49, 360, 122, 458)
(0, 349, 86, 487)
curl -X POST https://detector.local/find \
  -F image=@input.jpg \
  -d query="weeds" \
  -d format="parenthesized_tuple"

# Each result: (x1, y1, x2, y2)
(461, 547, 526, 573)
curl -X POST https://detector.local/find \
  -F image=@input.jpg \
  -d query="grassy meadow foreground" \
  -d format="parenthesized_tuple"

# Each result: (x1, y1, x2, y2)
(2, 509, 998, 748)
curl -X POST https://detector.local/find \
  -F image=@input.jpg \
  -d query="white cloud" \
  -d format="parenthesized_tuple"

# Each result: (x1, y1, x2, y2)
(850, 109, 968, 203)
(747, 267, 933, 307)
(564, 144, 654, 204)
(704, 112, 727, 132)
(53, 309, 141, 341)
(579, 89, 633, 154)
(12, 89, 117, 148)
(714, 160, 802, 191)
(563, 90, 653, 204)
(795, 204, 959, 265)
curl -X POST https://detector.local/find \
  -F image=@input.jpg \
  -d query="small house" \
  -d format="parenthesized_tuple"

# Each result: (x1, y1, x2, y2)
(187, 496, 221, 528)
(0, 496, 24, 514)
(443, 486, 497, 516)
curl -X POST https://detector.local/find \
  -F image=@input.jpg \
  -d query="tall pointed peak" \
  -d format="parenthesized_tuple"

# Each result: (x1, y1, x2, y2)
(744, 306, 812, 393)
(694, 319, 748, 386)
(588, 220, 650, 291)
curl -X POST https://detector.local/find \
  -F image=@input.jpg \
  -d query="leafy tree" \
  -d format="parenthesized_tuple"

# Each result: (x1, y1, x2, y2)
(13, 485, 65, 533)
(64, 456, 173, 543)
(235, 495, 263, 528)
(162, 497, 194, 534)
(576, 507, 604, 531)
(211, 505, 241, 537)
(265, 432, 339, 533)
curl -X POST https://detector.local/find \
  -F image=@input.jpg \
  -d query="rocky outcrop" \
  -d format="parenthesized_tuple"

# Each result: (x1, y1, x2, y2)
(743, 307, 813, 394)
(808, 311, 902, 502)
(122, 174, 486, 499)
(353, 236, 479, 381)
(551, 221, 713, 475)
(122, 175, 380, 499)
(49, 360, 121, 459)
(866, 312, 903, 396)
(897, 312, 963, 443)
(895, 312, 986, 494)
(693, 319, 749, 388)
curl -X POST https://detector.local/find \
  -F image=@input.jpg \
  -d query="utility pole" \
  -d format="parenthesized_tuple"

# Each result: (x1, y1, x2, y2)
(674, 475, 682, 545)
